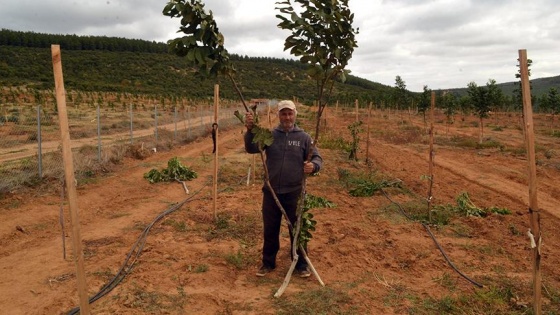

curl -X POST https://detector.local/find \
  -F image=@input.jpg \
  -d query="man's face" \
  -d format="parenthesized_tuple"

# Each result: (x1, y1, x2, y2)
(278, 109, 296, 130)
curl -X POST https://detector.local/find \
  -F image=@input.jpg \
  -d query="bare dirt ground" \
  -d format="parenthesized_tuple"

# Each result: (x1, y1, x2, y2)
(1, 106, 559, 314)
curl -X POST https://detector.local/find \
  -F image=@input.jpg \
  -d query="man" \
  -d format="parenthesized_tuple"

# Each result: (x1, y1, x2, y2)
(244, 100, 322, 278)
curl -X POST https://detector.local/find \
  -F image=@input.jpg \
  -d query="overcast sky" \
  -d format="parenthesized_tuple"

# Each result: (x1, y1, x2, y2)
(1, 0, 558, 92)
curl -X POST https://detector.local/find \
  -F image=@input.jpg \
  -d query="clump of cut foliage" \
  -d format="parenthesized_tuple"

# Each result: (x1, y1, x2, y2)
(349, 179, 402, 197)
(431, 192, 511, 220)
(143, 157, 197, 183)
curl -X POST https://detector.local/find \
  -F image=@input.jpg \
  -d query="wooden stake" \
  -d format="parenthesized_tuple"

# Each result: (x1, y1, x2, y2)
(252, 154, 256, 184)
(427, 91, 435, 223)
(268, 102, 272, 128)
(355, 99, 359, 122)
(365, 102, 372, 164)
(213, 84, 219, 221)
(335, 100, 339, 114)
(51, 45, 91, 315)
(519, 49, 542, 315)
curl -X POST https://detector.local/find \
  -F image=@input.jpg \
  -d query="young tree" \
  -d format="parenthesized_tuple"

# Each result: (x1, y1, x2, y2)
(441, 91, 457, 136)
(393, 75, 408, 121)
(164, 0, 359, 295)
(417, 85, 431, 126)
(467, 81, 490, 143)
(162, 0, 248, 108)
(275, 0, 358, 295)
(276, 0, 359, 143)
(542, 87, 560, 129)
(458, 95, 471, 122)
(486, 78, 505, 125)
(513, 59, 533, 112)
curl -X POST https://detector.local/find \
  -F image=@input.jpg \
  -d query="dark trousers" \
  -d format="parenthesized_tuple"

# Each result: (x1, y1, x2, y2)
(261, 188, 308, 270)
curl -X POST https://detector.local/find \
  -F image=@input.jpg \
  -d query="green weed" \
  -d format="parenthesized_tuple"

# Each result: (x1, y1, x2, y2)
(206, 212, 260, 245)
(162, 218, 188, 232)
(274, 287, 357, 315)
(224, 250, 248, 270)
(193, 264, 208, 273)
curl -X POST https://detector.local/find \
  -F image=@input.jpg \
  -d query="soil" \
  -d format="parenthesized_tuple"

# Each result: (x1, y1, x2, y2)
(1, 106, 560, 314)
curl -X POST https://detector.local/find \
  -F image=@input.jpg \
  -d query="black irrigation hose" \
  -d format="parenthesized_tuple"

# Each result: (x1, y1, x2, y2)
(67, 180, 211, 315)
(379, 188, 484, 289)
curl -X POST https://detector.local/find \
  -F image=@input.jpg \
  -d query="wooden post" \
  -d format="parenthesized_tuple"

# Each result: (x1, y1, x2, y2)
(365, 102, 372, 164)
(213, 84, 219, 220)
(519, 49, 542, 315)
(268, 102, 272, 128)
(355, 99, 359, 122)
(335, 100, 339, 114)
(51, 45, 90, 315)
(252, 155, 256, 184)
(323, 104, 327, 130)
(427, 91, 435, 223)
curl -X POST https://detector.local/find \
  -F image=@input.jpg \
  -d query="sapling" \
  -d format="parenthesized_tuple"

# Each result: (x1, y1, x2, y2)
(164, 0, 357, 296)
(348, 120, 363, 161)
(163, 0, 319, 289)
(274, 0, 358, 296)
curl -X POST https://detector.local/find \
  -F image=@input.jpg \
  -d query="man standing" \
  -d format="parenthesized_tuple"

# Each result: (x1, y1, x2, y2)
(244, 100, 322, 278)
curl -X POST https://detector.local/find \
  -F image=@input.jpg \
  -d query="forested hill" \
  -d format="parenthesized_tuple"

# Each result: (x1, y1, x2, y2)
(443, 75, 560, 99)
(0, 29, 395, 104)
(0, 28, 168, 53)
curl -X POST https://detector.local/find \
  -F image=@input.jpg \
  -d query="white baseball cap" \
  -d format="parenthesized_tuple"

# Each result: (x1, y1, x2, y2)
(277, 100, 297, 113)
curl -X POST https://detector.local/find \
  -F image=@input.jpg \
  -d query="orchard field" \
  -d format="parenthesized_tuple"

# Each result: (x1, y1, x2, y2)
(1, 102, 560, 314)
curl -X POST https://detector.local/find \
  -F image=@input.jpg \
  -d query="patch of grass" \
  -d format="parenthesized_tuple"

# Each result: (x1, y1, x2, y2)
(478, 138, 504, 149)
(130, 220, 147, 231)
(417, 296, 458, 314)
(274, 286, 357, 315)
(551, 130, 560, 137)
(382, 283, 418, 309)
(206, 212, 260, 245)
(382, 125, 424, 145)
(224, 250, 249, 270)
(432, 272, 457, 291)
(91, 268, 115, 282)
(6, 199, 22, 209)
(410, 278, 530, 315)
(215, 301, 255, 315)
(192, 264, 208, 273)
(504, 146, 526, 156)
(546, 285, 560, 307)
(200, 152, 212, 163)
(122, 282, 187, 312)
(448, 223, 473, 238)
(445, 135, 503, 150)
(383, 200, 455, 226)
(32, 222, 50, 231)
(477, 244, 506, 257)
(508, 223, 522, 236)
(162, 218, 188, 232)
(320, 131, 350, 151)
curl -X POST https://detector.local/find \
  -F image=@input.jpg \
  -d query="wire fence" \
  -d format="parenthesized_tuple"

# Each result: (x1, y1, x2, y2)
(0, 101, 246, 194)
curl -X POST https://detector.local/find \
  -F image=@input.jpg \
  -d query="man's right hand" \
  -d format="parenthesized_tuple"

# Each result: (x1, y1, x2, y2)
(245, 112, 254, 130)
